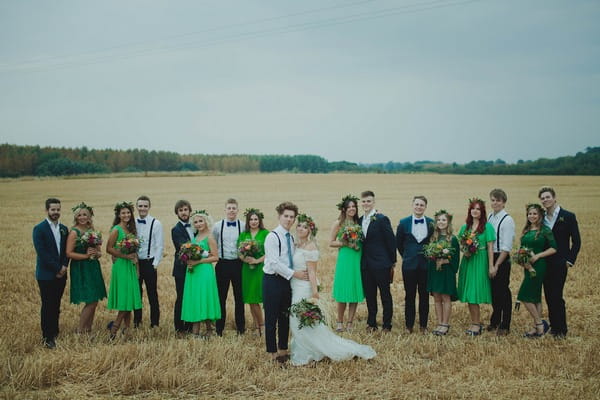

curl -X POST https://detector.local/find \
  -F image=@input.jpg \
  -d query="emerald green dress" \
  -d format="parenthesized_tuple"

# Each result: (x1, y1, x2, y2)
(238, 229, 268, 304)
(181, 236, 221, 322)
(107, 225, 142, 311)
(332, 224, 364, 303)
(69, 227, 107, 304)
(457, 223, 495, 304)
(426, 235, 459, 299)
(517, 226, 557, 303)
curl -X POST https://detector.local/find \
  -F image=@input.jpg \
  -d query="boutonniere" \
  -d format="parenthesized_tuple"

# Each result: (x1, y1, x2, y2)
(60, 227, 68, 236)
(370, 211, 379, 222)
(558, 216, 565, 223)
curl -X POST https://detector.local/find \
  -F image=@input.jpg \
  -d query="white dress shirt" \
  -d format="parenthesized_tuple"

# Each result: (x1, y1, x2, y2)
(263, 224, 294, 280)
(46, 218, 61, 254)
(135, 215, 164, 267)
(179, 220, 194, 240)
(212, 219, 241, 260)
(544, 206, 561, 230)
(487, 209, 515, 253)
(362, 209, 376, 238)
(411, 215, 428, 243)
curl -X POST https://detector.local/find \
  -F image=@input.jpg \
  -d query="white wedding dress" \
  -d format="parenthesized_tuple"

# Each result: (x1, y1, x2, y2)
(290, 248, 376, 366)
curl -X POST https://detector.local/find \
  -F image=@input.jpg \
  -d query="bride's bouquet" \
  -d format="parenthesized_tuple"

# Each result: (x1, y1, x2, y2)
(338, 224, 363, 250)
(289, 298, 325, 330)
(178, 242, 208, 272)
(78, 230, 103, 259)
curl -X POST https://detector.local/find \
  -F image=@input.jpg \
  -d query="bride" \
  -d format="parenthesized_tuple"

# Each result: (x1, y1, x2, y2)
(290, 213, 376, 366)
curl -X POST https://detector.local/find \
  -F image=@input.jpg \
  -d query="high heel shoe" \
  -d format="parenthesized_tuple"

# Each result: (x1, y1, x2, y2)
(524, 322, 546, 338)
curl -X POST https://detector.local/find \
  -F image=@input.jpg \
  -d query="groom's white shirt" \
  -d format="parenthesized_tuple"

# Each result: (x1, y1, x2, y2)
(263, 224, 294, 280)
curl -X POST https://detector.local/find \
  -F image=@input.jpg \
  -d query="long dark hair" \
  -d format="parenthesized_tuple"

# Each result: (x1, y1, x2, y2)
(521, 203, 545, 240)
(465, 198, 487, 234)
(338, 199, 359, 224)
(244, 209, 265, 231)
(112, 202, 137, 235)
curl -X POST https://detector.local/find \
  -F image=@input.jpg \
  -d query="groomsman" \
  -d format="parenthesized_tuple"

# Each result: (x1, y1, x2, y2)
(486, 189, 515, 336)
(32, 198, 69, 349)
(212, 198, 245, 336)
(359, 191, 397, 332)
(396, 196, 434, 334)
(539, 187, 581, 338)
(171, 199, 194, 336)
(134, 195, 164, 328)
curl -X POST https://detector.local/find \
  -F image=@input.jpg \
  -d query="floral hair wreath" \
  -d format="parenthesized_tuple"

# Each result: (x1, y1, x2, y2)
(114, 201, 133, 212)
(336, 194, 360, 211)
(468, 197, 485, 205)
(192, 209, 209, 217)
(297, 213, 318, 237)
(525, 203, 545, 215)
(244, 207, 264, 220)
(72, 201, 94, 216)
(434, 209, 453, 221)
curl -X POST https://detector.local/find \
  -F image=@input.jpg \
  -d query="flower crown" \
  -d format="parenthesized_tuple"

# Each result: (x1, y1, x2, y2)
(525, 203, 545, 215)
(434, 209, 453, 221)
(72, 201, 94, 216)
(244, 207, 264, 220)
(192, 209, 209, 217)
(297, 213, 318, 237)
(336, 194, 360, 211)
(468, 197, 485, 205)
(114, 201, 133, 212)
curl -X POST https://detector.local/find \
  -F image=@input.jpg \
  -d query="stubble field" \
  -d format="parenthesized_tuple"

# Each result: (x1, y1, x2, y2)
(0, 173, 599, 399)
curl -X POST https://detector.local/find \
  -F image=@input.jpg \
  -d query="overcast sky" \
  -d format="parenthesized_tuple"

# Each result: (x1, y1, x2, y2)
(1, 0, 598, 164)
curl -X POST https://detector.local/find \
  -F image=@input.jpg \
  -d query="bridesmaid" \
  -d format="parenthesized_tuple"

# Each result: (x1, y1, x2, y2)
(181, 210, 220, 337)
(238, 208, 269, 336)
(426, 210, 459, 336)
(457, 198, 496, 336)
(516, 204, 557, 337)
(329, 194, 364, 332)
(106, 201, 142, 339)
(66, 202, 107, 333)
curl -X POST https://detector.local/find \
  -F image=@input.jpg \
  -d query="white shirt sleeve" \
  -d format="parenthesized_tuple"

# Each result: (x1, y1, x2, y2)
(263, 232, 294, 280)
(151, 219, 164, 267)
(499, 215, 515, 253)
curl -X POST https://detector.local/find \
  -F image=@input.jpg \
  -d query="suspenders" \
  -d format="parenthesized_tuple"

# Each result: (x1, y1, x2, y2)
(495, 214, 508, 253)
(220, 219, 241, 259)
(146, 218, 155, 259)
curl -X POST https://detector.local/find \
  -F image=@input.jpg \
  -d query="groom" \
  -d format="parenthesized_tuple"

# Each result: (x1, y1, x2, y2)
(359, 191, 397, 332)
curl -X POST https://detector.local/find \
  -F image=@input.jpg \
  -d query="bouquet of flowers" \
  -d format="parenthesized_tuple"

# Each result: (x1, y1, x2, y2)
(115, 234, 141, 255)
(338, 224, 363, 250)
(459, 229, 479, 258)
(78, 230, 103, 259)
(289, 298, 325, 330)
(513, 246, 536, 278)
(178, 242, 208, 272)
(238, 239, 260, 258)
(422, 240, 455, 270)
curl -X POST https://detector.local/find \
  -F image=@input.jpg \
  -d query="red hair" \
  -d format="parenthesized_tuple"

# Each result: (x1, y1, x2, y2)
(466, 199, 487, 234)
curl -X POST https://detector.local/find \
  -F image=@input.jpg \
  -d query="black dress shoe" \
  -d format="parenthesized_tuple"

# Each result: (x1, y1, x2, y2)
(43, 338, 56, 349)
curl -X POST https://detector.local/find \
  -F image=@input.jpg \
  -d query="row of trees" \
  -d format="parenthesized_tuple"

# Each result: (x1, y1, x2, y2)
(0, 144, 598, 177)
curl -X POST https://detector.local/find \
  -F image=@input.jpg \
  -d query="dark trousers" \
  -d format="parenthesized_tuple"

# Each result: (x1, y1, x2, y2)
(174, 274, 191, 333)
(262, 274, 291, 353)
(544, 259, 569, 336)
(489, 254, 512, 330)
(37, 276, 66, 341)
(215, 259, 245, 334)
(402, 267, 429, 329)
(362, 267, 393, 330)
(134, 258, 160, 327)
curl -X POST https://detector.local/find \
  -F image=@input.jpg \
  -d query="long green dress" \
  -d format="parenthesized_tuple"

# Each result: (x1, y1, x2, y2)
(69, 227, 107, 304)
(426, 235, 459, 299)
(457, 223, 496, 304)
(517, 226, 557, 303)
(181, 236, 221, 322)
(107, 225, 142, 311)
(238, 229, 268, 304)
(332, 224, 365, 303)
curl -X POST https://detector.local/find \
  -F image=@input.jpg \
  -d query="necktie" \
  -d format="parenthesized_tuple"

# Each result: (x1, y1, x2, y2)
(285, 232, 294, 270)
(414, 218, 424, 224)
(226, 221, 236, 227)
(183, 223, 191, 228)
(137, 219, 146, 224)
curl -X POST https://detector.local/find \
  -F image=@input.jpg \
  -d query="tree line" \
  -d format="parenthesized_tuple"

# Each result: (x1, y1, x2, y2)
(0, 144, 598, 177)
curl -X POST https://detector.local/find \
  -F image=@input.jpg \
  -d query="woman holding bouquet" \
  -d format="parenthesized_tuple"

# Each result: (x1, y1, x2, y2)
(329, 195, 364, 332)
(238, 208, 268, 336)
(290, 213, 375, 366)
(426, 210, 459, 336)
(66, 202, 107, 333)
(516, 204, 556, 337)
(457, 199, 496, 336)
(106, 202, 142, 339)
(181, 210, 220, 337)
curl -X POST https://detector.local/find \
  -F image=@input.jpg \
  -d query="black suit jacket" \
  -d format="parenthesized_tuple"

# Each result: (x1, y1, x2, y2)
(550, 207, 581, 266)
(32, 220, 69, 280)
(359, 213, 397, 270)
(171, 222, 192, 278)
(396, 215, 434, 271)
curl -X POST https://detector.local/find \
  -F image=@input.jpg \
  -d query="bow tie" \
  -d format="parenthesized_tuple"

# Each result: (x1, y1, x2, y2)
(414, 218, 425, 224)
(137, 219, 146, 224)
(183, 223, 191, 228)
(226, 221, 237, 227)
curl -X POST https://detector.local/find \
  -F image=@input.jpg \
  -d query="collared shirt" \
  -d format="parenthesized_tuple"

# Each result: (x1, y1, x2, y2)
(544, 205, 561, 230)
(362, 209, 376, 238)
(212, 219, 241, 259)
(411, 215, 428, 243)
(179, 220, 194, 240)
(263, 224, 294, 280)
(135, 215, 164, 266)
(46, 218, 61, 254)
(487, 209, 515, 253)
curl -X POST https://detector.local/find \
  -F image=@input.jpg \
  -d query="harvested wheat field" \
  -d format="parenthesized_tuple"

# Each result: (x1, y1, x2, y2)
(1, 173, 599, 399)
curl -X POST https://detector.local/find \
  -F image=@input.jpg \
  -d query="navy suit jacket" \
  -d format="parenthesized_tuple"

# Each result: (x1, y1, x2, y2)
(359, 213, 397, 270)
(171, 222, 192, 278)
(32, 220, 69, 280)
(550, 207, 581, 266)
(396, 216, 434, 271)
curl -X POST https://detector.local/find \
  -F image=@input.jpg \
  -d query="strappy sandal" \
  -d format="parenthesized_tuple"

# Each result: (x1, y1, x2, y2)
(345, 321, 353, 332)
(433, 324, 450, 336)
(465, 324, 482, 336)
(336, 322, 345, 332)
